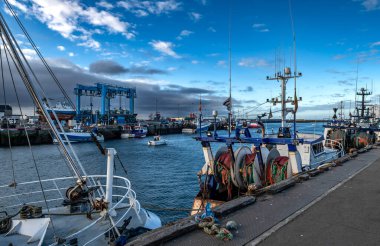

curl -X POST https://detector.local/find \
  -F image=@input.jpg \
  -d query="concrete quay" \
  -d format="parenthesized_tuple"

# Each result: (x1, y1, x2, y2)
(128, 147, 380, 246)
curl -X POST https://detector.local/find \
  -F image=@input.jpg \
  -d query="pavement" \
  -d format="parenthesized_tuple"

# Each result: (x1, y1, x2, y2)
(165, 148, 380, 246)
(258, 149, 380, 246)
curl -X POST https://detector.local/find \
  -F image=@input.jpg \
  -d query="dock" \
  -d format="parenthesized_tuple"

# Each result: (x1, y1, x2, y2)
(127, 147, 380, 245)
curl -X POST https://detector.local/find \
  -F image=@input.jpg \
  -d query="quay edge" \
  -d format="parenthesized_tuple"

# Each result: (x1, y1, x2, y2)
(127, 146, 380, 246)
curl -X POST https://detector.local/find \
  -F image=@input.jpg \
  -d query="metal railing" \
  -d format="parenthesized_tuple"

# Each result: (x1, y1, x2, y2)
(0, 175, 140, 245)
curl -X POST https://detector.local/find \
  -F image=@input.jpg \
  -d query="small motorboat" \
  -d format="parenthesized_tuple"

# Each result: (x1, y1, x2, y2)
(148, 135, 167, 146)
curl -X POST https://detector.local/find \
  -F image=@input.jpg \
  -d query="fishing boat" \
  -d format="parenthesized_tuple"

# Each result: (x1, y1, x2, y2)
(195, 121, 211, 133)
(120, 125, 135, 139)
(323, 89, 379, 151)
(44, 102, 76, 121)
(191, 66, 344, 213)
(263, 67, 343, 169)
(182, 127, 196, 134)
(53, 124, 104, 143)
(131, 124, 148, 138)
(0, 3, 161, 245)
(148, 135, 167, 146)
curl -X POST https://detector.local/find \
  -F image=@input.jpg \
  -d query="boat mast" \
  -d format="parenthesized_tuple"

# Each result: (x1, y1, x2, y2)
(228, 0, 232, 137)
(0, 12, 84, 182)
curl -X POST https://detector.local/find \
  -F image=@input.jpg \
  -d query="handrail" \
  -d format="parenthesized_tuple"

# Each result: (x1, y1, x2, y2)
(0, 175, 140, 245)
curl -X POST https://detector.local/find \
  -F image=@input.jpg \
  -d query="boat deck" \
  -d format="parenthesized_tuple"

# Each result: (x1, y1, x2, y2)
(1, 204, 149, 245)
(162, 148, 380, 246)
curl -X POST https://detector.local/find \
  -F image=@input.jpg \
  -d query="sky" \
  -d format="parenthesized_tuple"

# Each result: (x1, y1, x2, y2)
(1, 0, 380, 120)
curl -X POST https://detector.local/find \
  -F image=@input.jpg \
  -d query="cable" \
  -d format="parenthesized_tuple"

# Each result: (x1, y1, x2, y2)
(0, 36, 16, 186)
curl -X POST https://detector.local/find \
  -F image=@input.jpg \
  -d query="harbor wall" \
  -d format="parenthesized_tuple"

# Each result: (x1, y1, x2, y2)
(0, 128, 52, 146)
(0, 124, 184, 146)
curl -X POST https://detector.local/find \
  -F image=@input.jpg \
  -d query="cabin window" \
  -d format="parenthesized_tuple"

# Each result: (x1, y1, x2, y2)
(312, 142, 324, 155)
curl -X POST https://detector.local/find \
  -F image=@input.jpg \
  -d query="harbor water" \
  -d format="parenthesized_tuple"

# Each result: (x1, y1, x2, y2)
(0, 122, 324, 224)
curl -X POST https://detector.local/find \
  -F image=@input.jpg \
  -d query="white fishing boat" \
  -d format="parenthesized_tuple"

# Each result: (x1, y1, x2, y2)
(182, 127, 196, 134)
(120, 125, 135, 139)
(53, 124, 104, 143)
(0, 4, 161, 245)
(264, 67, 343, 169)
(148, 135, 167, 146)
(131, 124, 148, 138)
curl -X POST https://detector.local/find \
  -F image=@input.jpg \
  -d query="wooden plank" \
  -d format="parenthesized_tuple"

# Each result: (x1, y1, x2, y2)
(213, 196, 256, 217)
(308, 170, 320, 177)
(126, 217, 197, 246)
(357, 148, 367, 154)
(127, 196, 256, 245)
(298, 173, 310, 182)
(349, 152, 358, 158)
(267, 178, 296, 194)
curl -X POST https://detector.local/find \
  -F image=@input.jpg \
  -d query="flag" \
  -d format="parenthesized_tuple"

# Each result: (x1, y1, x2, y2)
(268, 108, 273, 119)
(294, 91, 298, 113)
(223, 97, 232, 110)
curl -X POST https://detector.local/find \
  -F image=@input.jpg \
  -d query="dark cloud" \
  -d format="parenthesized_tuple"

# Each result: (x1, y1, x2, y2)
(89, 60, 167, 75)
(240, 86, 254, 93)
(243, 100, 258, 104)
(2, 59, 233, 117)
(206, 80, 225, 86)
(331, 93, 345, 98)
(338, 80, 353, 86)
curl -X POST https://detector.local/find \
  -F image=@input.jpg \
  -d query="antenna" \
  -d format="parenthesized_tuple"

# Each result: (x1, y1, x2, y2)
(228, 0, 232, 137)
(288, 0, 298, 139)
(355, 59, 359, 112)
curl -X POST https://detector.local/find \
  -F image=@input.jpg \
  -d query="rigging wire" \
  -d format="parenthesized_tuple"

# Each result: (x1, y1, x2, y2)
(0, 33, 15, 187)
(0, 32, 58, 237)
(0, 25, 83, 183)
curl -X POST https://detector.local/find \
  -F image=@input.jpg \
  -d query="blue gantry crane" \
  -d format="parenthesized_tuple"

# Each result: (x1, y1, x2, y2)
(74, 83, 136, 124)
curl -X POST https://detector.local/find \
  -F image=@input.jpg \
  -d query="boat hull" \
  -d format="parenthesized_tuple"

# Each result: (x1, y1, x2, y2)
(148, 140, 167, 146)
(54, 132, 104, 143)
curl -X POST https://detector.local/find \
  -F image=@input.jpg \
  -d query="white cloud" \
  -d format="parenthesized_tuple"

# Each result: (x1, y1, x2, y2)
(208, 27, 216, 32)
(370, 41, 380, 47)
(57, 45, 65, 51)
(8, 0, 134, 50)
(97, 1, 114, 9)
(176, 30, 193, 40)
(189, 12, 202, 22)
(167, 66, 177, 71)
(252, 23, 270, 32)
(252, 23, 265, 28)
(238, 58, 269, 68)
(191, 60, 199, 64)
(123, 77, 169, 85)
(150, 40, 181, 58)
(7, 0, 28, 12)
(68, 52, 75, 57)
(21, 48, 37, 60)
(117, 0, 181, 16)
(357, 0, 380, 11)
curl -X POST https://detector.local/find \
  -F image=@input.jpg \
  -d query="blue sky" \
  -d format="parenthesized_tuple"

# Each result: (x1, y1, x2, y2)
(3, 0, 380, 119)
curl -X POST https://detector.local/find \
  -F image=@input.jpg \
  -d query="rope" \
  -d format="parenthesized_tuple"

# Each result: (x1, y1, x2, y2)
(115, 154, 128, 176)
(0, 31, 58, 238)
(0, 35, 16, 187)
